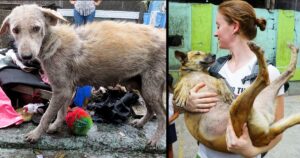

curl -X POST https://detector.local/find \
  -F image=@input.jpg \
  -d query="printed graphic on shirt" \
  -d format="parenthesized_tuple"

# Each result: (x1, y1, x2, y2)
(227, 85, 247, 98)
(229, 86, 246, 97)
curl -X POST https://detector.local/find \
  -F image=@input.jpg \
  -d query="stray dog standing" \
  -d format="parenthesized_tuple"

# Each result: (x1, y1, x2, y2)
(174, 42, 299, 152)
(0, 4, 166, 146)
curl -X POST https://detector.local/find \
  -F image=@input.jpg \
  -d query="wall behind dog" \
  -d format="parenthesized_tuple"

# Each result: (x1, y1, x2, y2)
(169, 2, 300, 81)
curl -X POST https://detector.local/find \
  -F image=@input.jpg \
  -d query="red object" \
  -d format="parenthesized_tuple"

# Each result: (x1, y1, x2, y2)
(0, 88, 23, 128)
(65, 107, 89, 128)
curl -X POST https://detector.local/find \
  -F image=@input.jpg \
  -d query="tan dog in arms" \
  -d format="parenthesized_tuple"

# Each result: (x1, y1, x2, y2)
(0, 4, 166, 146)
(173, 42, 299, 152)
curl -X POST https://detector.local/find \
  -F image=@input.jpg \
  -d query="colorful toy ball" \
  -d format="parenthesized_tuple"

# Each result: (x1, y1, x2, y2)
(65, 107, 93, 136)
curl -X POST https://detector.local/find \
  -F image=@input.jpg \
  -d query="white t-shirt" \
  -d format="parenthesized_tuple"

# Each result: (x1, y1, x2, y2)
(198, 56, 284, 158)
(219, 56, 284, 97)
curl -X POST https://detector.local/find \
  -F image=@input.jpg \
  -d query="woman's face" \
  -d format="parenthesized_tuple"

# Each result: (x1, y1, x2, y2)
(214, 12, 236, 49)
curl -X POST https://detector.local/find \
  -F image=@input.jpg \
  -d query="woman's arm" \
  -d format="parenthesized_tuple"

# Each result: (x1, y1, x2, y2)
(226, 95, 284, 157)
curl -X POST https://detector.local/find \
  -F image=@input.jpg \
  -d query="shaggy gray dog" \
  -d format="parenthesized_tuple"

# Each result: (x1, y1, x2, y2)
(0, 4, 166, 146)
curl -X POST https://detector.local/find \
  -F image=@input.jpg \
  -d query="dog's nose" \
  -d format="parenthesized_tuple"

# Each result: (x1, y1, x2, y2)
(21, 54, 33, 60)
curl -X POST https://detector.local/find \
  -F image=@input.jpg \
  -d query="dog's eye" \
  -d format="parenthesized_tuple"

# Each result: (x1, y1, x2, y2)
(12, 27, 20, 34)
(32, 26, 40, 32)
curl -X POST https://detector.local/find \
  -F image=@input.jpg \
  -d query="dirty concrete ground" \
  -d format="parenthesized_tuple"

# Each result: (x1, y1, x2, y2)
(0, 118, 166, 158)
(173, 95, 300, 158)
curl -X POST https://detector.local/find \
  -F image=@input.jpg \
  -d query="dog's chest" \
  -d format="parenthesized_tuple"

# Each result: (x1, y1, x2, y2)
(183, 73, 231, 138)
(178, 72, 232, 137)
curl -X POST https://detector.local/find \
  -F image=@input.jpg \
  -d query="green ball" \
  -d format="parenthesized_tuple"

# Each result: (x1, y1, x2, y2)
(65, 107, 93, 136)
(72, 117, 93, 135)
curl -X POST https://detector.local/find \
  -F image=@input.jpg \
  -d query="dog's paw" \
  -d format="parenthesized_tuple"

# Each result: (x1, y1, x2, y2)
(146, 137, 160, 148)
(174, 85, 190, 107)
(174, 94, 187, 107)
(24, 129, 41, 143)
(130, 119, 144, 128)
(288, 44, 299, 54)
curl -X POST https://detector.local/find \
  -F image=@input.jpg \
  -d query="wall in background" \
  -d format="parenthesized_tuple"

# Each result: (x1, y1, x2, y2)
(169, 2, 300, 81)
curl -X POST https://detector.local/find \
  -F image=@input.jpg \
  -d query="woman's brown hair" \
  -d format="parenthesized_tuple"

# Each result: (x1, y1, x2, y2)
(218, 0, 267, 40)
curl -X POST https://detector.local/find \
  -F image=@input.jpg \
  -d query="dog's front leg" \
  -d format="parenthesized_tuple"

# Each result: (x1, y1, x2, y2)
(47, 90, 75, 134)
(25, 88, 73, 143)
(216, 79, 234, 104)
(173, 77, 191, 108)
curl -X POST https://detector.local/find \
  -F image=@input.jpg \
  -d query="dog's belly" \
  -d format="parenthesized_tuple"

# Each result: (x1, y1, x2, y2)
(200, 103, 230, 139)
(75, 72, 141, 89)
(76, 74, 121, 87)
(184, 102, 230, 152)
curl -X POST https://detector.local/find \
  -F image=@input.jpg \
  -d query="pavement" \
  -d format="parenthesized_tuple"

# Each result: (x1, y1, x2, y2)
(0, 118, 166, 158)
(173, 95, 300, 158)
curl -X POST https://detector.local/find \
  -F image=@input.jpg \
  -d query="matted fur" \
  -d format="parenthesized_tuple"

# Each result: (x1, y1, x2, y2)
(0, 4, 166, 146)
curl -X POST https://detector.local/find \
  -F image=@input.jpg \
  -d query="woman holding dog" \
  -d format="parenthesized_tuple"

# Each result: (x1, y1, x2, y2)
(185, 0, 284, 158)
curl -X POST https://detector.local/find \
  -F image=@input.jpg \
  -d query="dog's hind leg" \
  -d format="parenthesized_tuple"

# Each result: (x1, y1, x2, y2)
(147, 83, 166, 147)
(125, 76, 154, 127)
(268, 113, 300, 140)
(132, 70, 166, 146)
(250, 114, 300, 146)
(230, 42, 270, 137)
(25, 87, 74, 143)
(131, 91, 154, 128)
(249, 45, 299, 146)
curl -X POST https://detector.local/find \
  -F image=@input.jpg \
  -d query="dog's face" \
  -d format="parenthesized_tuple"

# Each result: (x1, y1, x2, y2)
(0, 4, 67, 61)
(175, 50, 216, 71)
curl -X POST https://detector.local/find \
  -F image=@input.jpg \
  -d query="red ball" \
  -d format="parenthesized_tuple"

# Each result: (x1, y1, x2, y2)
(65, 107, 93, 135)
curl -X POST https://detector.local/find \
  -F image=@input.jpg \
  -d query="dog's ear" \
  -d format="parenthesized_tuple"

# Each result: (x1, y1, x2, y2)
(0, 15, 10, 35)
(39, 7, 68, 26)
(175, 50, 187, 64)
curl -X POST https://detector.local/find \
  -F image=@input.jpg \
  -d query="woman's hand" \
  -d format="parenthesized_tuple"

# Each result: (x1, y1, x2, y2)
(226, 120, 258, 158)
(184, 83, 218, 113)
